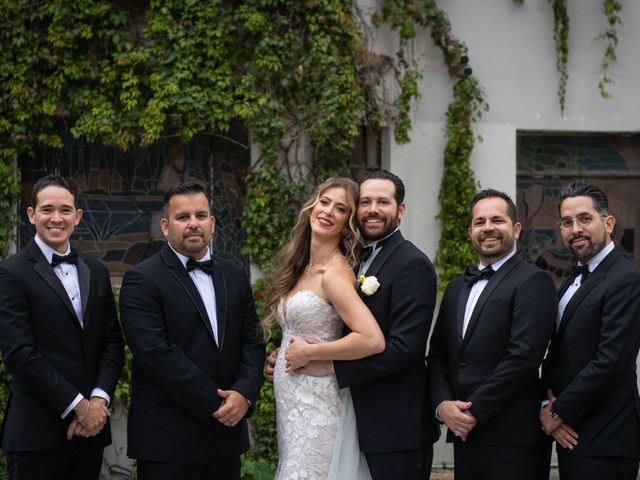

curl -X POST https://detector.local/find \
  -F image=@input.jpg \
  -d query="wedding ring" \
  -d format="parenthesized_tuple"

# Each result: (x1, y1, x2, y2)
(455, 430, 460, 437)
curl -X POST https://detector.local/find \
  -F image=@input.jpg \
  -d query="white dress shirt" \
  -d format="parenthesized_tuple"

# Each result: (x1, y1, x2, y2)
(358, 228, 399, 276)
(170, 246, 219, 345)
(34, 234, 110, 418)
(557, 241, 615, 327)
(462, 251, 516, 338)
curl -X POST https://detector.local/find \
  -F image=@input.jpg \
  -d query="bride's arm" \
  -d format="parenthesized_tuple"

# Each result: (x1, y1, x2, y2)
(284, 268, 384, 370)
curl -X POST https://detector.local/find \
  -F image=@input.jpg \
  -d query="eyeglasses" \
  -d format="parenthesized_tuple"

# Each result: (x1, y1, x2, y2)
(557, 213, 606, 230)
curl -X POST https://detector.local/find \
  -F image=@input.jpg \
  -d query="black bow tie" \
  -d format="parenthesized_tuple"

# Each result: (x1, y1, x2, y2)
(360, 245, 374, 262)
(51, 251, 78, 267)
(464, 265, 495, 284)
(186, 257, 214, 275)
(570, 264, 590, 282)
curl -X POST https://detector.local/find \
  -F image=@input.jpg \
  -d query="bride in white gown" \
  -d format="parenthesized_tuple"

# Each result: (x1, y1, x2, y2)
(262, 177, 384, 480)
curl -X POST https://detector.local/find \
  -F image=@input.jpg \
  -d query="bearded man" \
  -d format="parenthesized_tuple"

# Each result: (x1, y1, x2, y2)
(268, 169, 440, 479)
(540, 182, 640, 480)
(428, 188, 557, 480)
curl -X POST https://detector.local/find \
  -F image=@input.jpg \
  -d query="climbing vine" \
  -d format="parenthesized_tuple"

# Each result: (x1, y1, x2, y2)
(378, 0, 487, 292)
(542, 0, 623, 113)
(596, 0, 622, 99)
(549, 0, 570, 113)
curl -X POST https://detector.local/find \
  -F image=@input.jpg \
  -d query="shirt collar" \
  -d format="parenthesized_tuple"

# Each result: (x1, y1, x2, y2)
(169, 244, 212, 269)
(582, 241, 614, 273)
(34, 234, 71, 264)
(479, 250, 516, 272)
(364, 228, 399, 250)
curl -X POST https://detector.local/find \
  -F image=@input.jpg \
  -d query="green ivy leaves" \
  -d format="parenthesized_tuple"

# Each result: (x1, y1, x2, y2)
(0, 160, 20, 259)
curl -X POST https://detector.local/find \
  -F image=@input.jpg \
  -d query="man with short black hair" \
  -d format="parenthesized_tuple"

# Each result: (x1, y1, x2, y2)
(120, 182, 265, 480)
(540, 182, 640, 480)
(428, 188, 557, 480)
(0, 174, 124, 480)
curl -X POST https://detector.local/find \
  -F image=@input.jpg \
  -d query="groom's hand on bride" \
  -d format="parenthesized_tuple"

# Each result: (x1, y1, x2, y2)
(212, 389, 250, 427)
(295, 360, 333, 377)
(265, 348, 279, 380)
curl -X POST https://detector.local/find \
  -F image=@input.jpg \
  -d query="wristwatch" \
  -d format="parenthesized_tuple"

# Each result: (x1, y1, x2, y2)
(549, 409, 561, 421)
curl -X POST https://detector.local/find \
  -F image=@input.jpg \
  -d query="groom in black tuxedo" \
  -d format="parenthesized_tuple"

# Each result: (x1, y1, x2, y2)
(427, 189, 557, 480)
(0, 175, 124, 480)
(120, 182, 264, 480)
(540, 182, 640, 480)
(332, 169, 439, 479)
(272, 170, 439, 479)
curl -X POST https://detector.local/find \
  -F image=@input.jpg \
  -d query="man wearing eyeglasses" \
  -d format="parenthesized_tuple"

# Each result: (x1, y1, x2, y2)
(540, 181, 640, 480)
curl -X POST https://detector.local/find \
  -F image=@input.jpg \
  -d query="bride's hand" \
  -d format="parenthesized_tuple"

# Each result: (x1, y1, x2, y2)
(285, 337, 315, 372)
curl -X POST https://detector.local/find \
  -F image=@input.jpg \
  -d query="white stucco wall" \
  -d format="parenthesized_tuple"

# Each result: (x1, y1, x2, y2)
(368, 0, 640, 258)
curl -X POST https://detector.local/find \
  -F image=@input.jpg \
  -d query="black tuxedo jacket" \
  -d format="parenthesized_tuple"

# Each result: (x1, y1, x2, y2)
(120, 244, 265, 463)
(428, 255, 556, 446)
(333, 231, 439, 453)
(0, 239, 124, 453)
(541, 247, 640, 458)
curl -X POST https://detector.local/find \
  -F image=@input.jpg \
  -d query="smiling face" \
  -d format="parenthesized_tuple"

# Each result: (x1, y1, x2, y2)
(27, 185, 82, 253)
(357, 179, 405, 241)
(468, 196, 521, 265)
(309, 187, 351, 241)
(560, 195, 614, 263)
(160, 192, 215, 259)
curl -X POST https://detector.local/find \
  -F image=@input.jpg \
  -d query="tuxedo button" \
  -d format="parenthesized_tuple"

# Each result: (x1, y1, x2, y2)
(459, 362, 467, 369)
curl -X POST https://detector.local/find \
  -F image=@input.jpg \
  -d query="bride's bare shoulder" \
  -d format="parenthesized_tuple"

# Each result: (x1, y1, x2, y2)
(320, 259, 357, 289)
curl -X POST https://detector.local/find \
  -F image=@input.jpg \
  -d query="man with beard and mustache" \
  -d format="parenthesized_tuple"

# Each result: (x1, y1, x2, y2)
(540, 182, 640, 480)
(267, 169, 440, 479)
(120, 182, 265, 480)
(427, 189, 557, 480)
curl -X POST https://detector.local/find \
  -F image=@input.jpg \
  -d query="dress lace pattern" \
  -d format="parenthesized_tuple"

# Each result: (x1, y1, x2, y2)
(274, 290, 369, 480)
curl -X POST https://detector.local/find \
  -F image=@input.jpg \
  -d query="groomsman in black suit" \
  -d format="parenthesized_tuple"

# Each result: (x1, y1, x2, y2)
(0, 175, 124, 480)
(270, 170, 440, 479)
(540, 182, 640, 480)
(428, 189, 557, 480)
(120, 182, 264, 480)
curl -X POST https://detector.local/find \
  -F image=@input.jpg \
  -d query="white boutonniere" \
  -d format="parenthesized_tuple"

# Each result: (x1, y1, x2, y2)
(359, 274, 380, 296)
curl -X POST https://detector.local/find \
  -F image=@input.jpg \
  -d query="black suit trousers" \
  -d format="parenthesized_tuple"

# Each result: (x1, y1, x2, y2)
(6, 444, 103, 480)
(558, 452, 639, 480)
(137, 453, 241, 480)
(365, 445, 433, 480)
(453, 442, 551, 480)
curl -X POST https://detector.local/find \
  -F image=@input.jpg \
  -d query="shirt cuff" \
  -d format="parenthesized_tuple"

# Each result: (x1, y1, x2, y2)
(540, 399, 550, 409)
(62, 393, 84, 419)
(435, 401, 446, 423)
(91, 388, 111, 406)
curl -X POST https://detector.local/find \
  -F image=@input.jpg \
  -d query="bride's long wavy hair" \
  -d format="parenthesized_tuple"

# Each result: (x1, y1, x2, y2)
(262, 177, 361, 339)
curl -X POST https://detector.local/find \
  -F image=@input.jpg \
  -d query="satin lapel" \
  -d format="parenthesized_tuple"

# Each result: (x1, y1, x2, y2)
(557, 274, 574, 299)
(33, 254, 80, 325)
(363, 231, 404, 278)
(77, 255, 90, 323)
(457, 282, 473, 344)
(161, 245, 216, 341)
(212, 260, 227, 351)
(556, 248, 620, 339)
(460, 256, 520, 351)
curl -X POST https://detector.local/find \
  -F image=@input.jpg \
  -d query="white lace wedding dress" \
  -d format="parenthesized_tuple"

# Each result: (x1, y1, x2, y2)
(273, 290, 371, 480)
